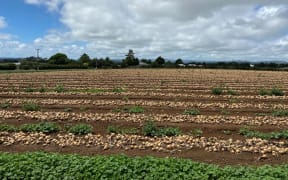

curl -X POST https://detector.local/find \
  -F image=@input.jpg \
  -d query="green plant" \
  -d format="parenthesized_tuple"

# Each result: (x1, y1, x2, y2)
(0, 124, 18, 132)
(112, 87, 125, 93)
(220, 109, 230, 115)
(112, 108, 122, 113)
(107, 125, 138, 134)
(158, 127, 181, 137)
(80, 106, 89, 112)
(227, 89, 237, 95)
(211, 87, 223, 95)
(122, 96, 129, 101)
(190, 129, 203, 137)
(20, 122, 59, 134)
(39, 86, 48, 93)
(125, 106, 145, 114)
(1, 101, 10, 109)
(183, 108, 200, 115)
(64, 108, 72, 112)
(87, 88, 106, 93)
(55, 84, 66, 93)
(272, 110, 288, 117)
(271, 87, 284, 96)
(259, 89, 272, 96)
(68, 124, 93, 135)
(142, 120, 181, 137)
(223, 130, 232, 135)
(239, 127, 288, 140)
(24, 85, 34, 93)
(1, 152, 288, 179)
(22, 102, 40, 111)
(143, 120, 159, 137)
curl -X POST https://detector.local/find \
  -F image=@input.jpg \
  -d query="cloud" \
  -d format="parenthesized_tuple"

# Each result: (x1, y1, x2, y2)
(13, 1, 288, 61)
(24, 0, 63, 11)
(0, 16, 7, 29)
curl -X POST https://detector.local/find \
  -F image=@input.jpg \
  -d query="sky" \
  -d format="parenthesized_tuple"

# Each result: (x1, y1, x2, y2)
(0, 0, 288, 61)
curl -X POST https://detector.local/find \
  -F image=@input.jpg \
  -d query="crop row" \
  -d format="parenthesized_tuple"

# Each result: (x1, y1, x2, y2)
(1, 110, 288, 126)
(1, 152, 288, 179)
(1, 91, 288, 101)
(2, 98, 288, 109)
(1, 132, 288, 156)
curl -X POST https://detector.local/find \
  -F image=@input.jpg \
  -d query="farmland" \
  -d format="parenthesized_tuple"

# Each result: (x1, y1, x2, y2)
(1, 69, 288, 178)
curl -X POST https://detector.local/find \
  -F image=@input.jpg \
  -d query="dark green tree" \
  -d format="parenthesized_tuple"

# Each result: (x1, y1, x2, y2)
(48, 53, 69, 65)
(175, 58, 183, 65)
(78, 53, 91, 64)
(122, 49, 139, 66)
(154, 56, 165, 65)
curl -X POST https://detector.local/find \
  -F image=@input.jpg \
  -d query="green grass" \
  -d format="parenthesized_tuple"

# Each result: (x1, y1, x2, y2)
(1, 152, 288, 179)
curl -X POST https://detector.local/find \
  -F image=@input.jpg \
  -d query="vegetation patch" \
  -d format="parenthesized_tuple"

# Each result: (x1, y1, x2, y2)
(20, 122, 60, 134)
(272, 110, 288, 117)
(239, 127, 288, 140)
(107, 125, 139, 134)
(1, 152, 288, 179)
(22, 102, 41, 111)
(211, 87, 223, 95)
(183, 108, 200, 115)
(67, 124, 93, 135)
(143, 120, 181, 137)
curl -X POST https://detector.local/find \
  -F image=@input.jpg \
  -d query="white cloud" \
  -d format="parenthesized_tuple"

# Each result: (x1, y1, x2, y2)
(0, 16, 7, 29)
(10, 1, 288, 61)
(24, 0, 63, 11)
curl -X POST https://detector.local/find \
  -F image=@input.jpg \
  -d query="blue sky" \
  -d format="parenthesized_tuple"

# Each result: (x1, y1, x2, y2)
(0, 0, 288, 61)
(0, 1, 61, 42)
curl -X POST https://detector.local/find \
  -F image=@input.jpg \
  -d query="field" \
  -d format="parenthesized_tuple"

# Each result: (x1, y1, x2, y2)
(1, 69, 288, 178)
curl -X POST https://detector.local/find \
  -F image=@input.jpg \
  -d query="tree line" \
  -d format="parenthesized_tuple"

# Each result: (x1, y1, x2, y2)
(0, 49, 288, 70)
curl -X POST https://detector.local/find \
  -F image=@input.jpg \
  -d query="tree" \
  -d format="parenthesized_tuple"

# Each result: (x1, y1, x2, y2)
(122, 49, 139, 66)
(78, 53, 91, 64)
(175, 58, 183, 65)
(48, 53, 69, 65)
(154, 56, 165, 65)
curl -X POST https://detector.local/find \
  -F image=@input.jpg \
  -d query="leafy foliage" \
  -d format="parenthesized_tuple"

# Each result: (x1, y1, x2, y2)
(239, 127, 288, 140)
(67, 124, 93, 135)
(143, 120, 181, 137)
(0, 124, 18, 132)
(22, 102, 40, 111)
(1, 101, 10, 109)
(259, 88, 284, 96)
(125, 106, 145, 114)
(20, 122, 60, 134)
(107, 125, 138, 134)
(272, 110, 288, 117)
(183, 108, 200, 115)
(211, 87, 223, 95)
(1, 152, 288, 179)
(55, 84, 66, 93)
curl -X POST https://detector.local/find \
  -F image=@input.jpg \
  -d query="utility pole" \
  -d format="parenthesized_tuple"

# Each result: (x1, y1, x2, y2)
(36, 48, 40, 58)
(36, 48, 40, 70)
